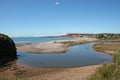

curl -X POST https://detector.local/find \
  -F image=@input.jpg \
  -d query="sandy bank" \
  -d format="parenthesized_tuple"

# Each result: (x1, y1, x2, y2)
(27, 65, 101, 80)
(0, 38, 103, 80)
(16, 41, 68, 54)
(92, 43, 120, 55)
(0, 64, 101, 80)
(16, 38, 97, 54)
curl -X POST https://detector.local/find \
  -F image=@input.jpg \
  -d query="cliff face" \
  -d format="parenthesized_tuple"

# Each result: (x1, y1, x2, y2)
(56, 34, 80, 38)
(0, 33, 16, 58)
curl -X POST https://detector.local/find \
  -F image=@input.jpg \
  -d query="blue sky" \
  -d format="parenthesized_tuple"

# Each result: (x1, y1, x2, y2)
(0, 0, 120, 37)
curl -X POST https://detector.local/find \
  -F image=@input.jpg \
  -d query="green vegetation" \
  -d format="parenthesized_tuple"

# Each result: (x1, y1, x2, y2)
(65, 33, 120, 40)
(60, 41, 79, 45)
(96, 33, 120, 40)
(0, 78, 9, 80)
(60, 40, 94, 46)
(113, 51, 120, 65)
(93, 44, 120, 55)
(0, 78, 27, 80)
(88, 63, 120, 80)
(0, 33, 17, 80)
(0, 33, 16, 58)
(88, 44, 120, 80)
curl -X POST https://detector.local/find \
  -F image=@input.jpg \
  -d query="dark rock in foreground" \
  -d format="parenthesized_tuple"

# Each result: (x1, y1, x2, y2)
(0, 33, 16, 58)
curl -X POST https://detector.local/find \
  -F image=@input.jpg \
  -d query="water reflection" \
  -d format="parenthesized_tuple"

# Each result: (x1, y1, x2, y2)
(17, 43, 112, 68)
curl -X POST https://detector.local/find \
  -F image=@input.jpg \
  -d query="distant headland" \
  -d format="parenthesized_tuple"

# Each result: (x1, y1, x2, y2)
(53, 33, 120, 39)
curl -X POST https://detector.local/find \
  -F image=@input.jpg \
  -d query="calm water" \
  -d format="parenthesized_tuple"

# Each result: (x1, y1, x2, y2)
(16, 43, 112, 68)
(12, 37, 112, 68)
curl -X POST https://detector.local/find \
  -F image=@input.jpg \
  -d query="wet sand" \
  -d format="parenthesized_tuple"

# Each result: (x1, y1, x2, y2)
(16, 38, 97, 54)
(0, 64, 101, 80)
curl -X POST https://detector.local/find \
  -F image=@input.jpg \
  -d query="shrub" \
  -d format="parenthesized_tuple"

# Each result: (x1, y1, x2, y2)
(88, 51, 120, 80)
(0, 33, 16, 58)
(112, 51, 120, 65)
(88, 64, 120, 80)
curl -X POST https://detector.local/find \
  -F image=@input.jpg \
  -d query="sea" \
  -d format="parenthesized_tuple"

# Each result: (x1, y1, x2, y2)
(11, 37, 74, 43)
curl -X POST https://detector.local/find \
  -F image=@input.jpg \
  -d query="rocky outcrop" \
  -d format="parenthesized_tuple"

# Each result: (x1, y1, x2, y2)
(0, 33, 16, 58)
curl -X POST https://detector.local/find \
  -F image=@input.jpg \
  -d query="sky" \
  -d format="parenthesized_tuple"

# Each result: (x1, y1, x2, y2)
(0, 0, 120, 37)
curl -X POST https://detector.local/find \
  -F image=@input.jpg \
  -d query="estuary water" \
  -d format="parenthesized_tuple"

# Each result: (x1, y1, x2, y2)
(12, 37, 74, 43)
(12, 37, 112, 68)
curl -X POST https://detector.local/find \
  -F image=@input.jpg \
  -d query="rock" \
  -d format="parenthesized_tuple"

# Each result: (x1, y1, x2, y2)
(0, 33, 16, 58)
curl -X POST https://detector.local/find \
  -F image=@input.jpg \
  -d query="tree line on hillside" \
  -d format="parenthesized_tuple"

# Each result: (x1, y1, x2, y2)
(66, 33, 120, 40)
(95, 33, 120, 40)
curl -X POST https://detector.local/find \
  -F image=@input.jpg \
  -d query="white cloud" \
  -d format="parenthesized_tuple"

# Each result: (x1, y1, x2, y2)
(55, 2, 60, 5)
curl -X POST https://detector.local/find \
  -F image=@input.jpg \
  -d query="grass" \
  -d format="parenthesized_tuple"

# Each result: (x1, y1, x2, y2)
(0, 78, 28, 80)
(113, 51, 120, 65)
(60, 40, 94, 46)
(0, 78, 8, 80)
(60, 41, 81, 47)
(103, 40, 120, 42)
(88, 51, 120, 80)
(88, 63, 120, 80)
(88, 43, 120, 80)
(93, 44, 120, 55)
(60, 41, 77, 45)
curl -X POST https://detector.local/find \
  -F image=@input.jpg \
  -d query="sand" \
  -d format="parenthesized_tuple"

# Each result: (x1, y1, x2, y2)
(26, 65, 101, 80)
(16, 38, 97, 54)
(16, 41, 68, 54)
(0, 64, 101, 80)
(0, 38, 100, 80)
